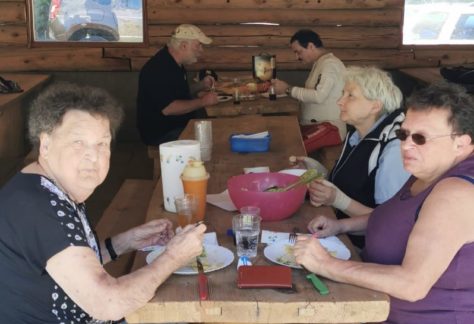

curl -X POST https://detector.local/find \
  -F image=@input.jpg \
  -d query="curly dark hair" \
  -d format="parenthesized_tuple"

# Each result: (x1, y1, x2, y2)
(28, 82, 124, 147)
(406, 82, 474, 142)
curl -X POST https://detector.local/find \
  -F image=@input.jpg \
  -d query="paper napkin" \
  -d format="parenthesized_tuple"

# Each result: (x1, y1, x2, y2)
(260, 230, 291, 244)
(206, 189, 237, 211)
(232, 131, 269, 139)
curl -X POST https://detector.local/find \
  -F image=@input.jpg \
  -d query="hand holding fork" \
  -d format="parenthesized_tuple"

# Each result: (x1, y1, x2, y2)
(289, 228, 329, 295)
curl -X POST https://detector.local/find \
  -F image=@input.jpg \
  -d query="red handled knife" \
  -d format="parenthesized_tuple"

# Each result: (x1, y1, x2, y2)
(196, 257, 209, 300)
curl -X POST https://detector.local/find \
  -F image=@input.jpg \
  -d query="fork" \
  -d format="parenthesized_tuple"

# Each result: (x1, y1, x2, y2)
(289, 227, 329, 295)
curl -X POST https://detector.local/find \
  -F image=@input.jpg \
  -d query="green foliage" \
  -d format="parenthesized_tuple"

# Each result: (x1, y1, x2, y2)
(33, 0, 52, 40)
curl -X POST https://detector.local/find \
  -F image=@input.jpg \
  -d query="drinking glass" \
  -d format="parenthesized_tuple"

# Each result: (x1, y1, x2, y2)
(174, 194, 197, 228)
(232, 214, 261, 258)
(239, 206, 260, 217)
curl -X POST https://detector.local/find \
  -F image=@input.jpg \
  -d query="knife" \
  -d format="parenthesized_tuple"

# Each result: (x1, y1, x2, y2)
(196, 257, 209, 300)
(291, 227, 329, 295)
(303, 268, 329, 295)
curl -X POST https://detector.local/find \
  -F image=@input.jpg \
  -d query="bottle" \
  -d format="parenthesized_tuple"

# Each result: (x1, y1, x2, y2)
(181, 160, 209, 223)
(233, 78, 240, 105)
(269, 85, 277, 101)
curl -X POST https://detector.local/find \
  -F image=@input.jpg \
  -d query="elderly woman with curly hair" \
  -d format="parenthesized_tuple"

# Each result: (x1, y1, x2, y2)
(0, 83, 206, 323)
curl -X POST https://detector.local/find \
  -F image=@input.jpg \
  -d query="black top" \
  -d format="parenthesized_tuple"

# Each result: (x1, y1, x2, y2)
(136, 46, 196, 145)
(329, 109, 404, 248)
(0, 173, 103, 323)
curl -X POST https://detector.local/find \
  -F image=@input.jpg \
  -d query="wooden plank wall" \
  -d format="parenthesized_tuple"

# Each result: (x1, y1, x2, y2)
(0, 0, 473, 73)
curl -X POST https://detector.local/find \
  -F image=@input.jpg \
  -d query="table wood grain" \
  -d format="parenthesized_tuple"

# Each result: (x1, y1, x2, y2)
(128, 116, 389, 324)
(206, 96, 299, 117)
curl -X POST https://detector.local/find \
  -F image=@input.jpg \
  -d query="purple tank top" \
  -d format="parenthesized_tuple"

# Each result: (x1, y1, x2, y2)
(362, 154, 474, 324)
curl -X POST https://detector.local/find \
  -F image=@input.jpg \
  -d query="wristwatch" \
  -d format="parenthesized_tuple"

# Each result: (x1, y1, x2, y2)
(285, 86, 293, 96)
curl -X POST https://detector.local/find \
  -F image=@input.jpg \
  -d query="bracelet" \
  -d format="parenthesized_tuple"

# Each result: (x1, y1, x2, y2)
(105, 237, 118, 261)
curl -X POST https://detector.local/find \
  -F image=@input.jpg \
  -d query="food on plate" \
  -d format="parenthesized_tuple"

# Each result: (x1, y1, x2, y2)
(276, 243, 337, 267)
(276, 244, 297, 266)
(246, 82, 257, 92)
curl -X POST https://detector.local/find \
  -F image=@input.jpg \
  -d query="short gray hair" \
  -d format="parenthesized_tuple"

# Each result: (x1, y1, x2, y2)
(344, 66, 403, 114)
(28, 82, 124, 147)
(168, 37, 186, 50)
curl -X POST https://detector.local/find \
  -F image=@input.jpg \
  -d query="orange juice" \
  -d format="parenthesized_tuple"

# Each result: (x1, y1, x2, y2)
(181, 160, 209, 223)
(174, 194, 197, 228)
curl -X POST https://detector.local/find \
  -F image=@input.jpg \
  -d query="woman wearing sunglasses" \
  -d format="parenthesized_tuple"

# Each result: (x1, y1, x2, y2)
(294, 82, 474, 323)
(304, 66, 410, 248)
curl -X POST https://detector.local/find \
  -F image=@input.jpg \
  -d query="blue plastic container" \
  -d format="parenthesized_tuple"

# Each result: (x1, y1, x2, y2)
(230, 133, 271, 153)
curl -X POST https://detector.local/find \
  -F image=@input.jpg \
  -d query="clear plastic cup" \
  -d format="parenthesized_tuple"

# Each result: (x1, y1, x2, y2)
(232, 214, 261, 258)
(174, 194, 197, 228)
(239, 206, 260, 217)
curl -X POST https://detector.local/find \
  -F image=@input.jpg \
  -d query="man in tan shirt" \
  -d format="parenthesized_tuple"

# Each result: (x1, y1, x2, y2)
(272, 29, 346, 140)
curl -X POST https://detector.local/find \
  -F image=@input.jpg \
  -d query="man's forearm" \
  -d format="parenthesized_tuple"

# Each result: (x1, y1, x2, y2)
(163, 98, 204, 115)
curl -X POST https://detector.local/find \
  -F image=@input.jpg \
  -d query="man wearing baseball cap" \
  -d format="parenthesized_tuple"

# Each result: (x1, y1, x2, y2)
(137, 24, 218, 146)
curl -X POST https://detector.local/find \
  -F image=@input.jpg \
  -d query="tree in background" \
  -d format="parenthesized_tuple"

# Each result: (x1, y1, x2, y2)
(33, 0, 52, 40)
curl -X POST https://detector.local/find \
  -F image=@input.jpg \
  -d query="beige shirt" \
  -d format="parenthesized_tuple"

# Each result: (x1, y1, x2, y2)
(289, 53, 346, 139)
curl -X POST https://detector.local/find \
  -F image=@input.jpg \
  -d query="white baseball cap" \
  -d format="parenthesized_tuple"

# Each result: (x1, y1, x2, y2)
(172, 24, 212, 45)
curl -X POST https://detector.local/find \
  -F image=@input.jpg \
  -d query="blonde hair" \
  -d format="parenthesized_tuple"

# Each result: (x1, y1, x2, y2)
(344, 66, 402, 114)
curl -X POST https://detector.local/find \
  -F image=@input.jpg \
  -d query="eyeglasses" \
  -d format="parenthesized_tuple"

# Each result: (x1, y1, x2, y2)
(395, 128, 458, 145)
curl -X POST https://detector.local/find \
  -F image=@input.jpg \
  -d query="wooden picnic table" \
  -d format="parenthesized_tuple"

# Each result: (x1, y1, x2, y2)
(206, 96, 299, 117)
(127, 115, 389, 324)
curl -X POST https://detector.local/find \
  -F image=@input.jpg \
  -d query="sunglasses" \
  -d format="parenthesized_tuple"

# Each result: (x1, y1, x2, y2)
(395, 128, 458, 145)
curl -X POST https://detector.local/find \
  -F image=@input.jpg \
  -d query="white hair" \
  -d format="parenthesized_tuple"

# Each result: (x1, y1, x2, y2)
(344, 66, 403, 114)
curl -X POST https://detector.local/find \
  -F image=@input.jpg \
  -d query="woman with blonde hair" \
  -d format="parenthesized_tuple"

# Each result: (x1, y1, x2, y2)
(305, 66, 410, 248)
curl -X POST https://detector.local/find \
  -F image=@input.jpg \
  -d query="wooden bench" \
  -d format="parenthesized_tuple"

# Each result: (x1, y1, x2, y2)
(399, 68, 443, 85)
(147, 146, 161, 180)
(95, 179, 155, 277)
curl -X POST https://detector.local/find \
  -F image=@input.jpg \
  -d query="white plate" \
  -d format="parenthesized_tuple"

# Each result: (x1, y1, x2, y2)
(260, 92, 287, 99)
(263, 236, 351, 269)
(217, 95, 233, 103)
(146, 244, 235, 275)
(278, 168, 306, 177)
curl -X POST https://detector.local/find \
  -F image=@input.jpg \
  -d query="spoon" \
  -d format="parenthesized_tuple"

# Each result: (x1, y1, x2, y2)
(264, 169, 322, 192)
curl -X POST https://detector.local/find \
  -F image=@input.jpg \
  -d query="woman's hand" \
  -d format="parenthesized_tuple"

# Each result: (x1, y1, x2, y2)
(307, 215, 342, 237)
(162, 223, 206, 270)
(289, 156, 328, 176)
(308, 179, 337, 207)
(127, 219, 175, 251)
(293, 234, 332, 273)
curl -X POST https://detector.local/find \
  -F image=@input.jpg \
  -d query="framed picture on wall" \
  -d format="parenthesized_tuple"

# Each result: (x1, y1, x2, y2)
(27, 0, 147, 46)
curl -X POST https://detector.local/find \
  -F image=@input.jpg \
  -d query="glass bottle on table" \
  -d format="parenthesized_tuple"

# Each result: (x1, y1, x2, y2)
(233, 78, 240, 105)
(269, 84, 277, 101)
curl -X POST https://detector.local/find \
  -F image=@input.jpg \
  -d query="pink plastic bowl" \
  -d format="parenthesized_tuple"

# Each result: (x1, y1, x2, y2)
(227, 172, 307, 221)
